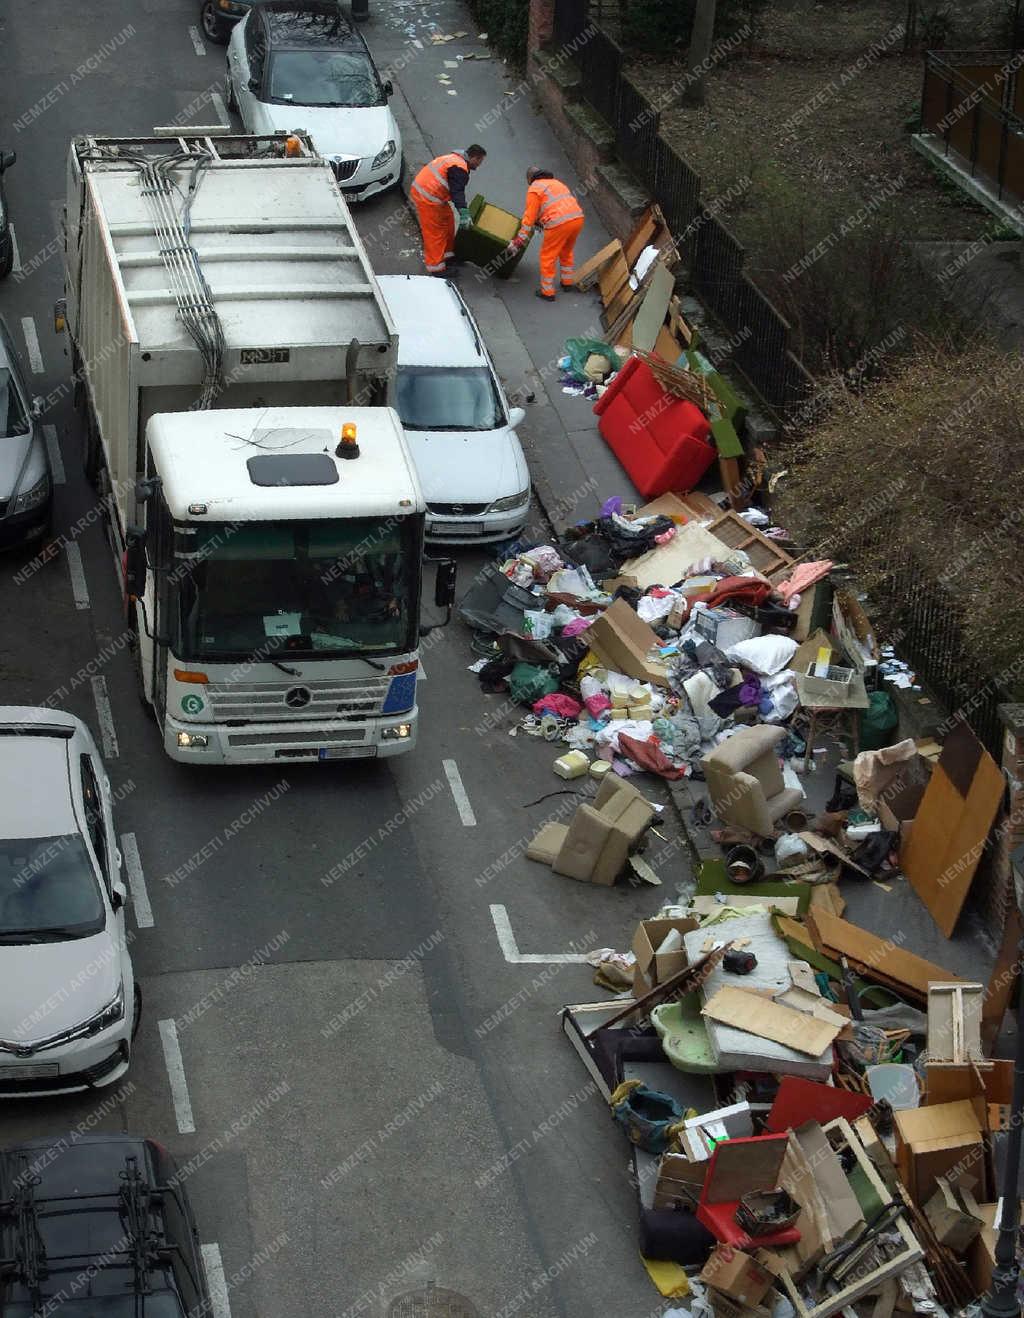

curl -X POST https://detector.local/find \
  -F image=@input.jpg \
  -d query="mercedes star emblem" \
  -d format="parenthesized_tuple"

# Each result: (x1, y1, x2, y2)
(285, 686, 312, 709)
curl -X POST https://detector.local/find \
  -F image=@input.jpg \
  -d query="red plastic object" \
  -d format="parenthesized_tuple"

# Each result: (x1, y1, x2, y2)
(592, 355, 715, 498)
(765, 1076, 874, 1134)
(696, 1134, 802, 1249)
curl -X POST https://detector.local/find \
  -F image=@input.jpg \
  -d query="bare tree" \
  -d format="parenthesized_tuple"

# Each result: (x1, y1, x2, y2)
(682, 0, 717, 106)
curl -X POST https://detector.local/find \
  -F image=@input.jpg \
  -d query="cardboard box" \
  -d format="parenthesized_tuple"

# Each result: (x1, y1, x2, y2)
(700, 1248, 773, 1307)
(632, 916, 698, 996)
(924, 1175, 984, 1253)
(692, 605, 761, 650)
(706, 1287, 774, 1318)
(802, 662, 855, 701)
(894, 1099, 988, 1206)
(653, 1151, 707, 1209)
(585, 598, 669, 687)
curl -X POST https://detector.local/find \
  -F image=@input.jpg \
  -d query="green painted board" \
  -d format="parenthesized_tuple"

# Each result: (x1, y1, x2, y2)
(682, 349, 748, 430)
(631, 263, 675, 353)
(710, 414, 744, 460)
(697, 858, 813, 915)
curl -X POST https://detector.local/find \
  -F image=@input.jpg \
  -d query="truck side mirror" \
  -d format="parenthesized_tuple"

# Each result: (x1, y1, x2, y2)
(434, 559, 456, 610)
(124, 527, 147, 599)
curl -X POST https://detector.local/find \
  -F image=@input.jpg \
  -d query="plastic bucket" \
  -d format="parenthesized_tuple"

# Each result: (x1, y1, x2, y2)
(866, 1063, 919, 1110)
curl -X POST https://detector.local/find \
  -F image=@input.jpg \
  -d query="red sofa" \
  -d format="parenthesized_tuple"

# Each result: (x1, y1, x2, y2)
(592, 355, 716, 498)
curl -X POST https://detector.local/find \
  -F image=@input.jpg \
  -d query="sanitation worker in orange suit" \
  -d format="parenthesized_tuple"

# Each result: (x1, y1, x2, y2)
(506, 166, 585, 300)
(411, 145, 487, 276)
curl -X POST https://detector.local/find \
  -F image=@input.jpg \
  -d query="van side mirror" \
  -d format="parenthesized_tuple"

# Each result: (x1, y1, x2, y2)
(508, 405, 525, 429)
(434, 559, 456, 611)
(125, 527, 147, 599)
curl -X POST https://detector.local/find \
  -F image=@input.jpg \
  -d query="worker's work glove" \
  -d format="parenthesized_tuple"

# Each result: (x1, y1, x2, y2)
(505, 236, 526, 256)
(458, 207, 473, 230)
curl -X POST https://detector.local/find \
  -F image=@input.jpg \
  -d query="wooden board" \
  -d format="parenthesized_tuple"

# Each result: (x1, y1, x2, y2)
(809, 882, 846, 919)
(927, 982, 984, 1063)
(598, 252, 630, 305)
(631, 263, 675, 354)
(806, 909, 962, 999)
(654, 323, 684, 364)
(624, 206, 660, 268)
(670, 495, 795, 583)
(902, 728, 1005, 938)
(701, 985, 841, 1056)
(571, 238, 621, 290)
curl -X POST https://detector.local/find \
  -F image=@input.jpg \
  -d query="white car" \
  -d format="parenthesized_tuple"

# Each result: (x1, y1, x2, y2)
(377, 275, 531, 543)
(0, 708, 136, 1097)
(227, 0, 401, 202)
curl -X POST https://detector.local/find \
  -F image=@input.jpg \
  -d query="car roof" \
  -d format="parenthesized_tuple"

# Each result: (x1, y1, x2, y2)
(0, 708, 79, 838)
(258, 0, 363, 50)
(376, 275, 488, 369)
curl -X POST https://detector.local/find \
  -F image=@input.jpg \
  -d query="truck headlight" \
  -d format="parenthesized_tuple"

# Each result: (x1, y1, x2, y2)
(488, 487, 530, 514)
(177, 731, 209, 749)
(12, 473, 50, 515)
(372, 140, 397, 170)
(381, 723, 412, 740)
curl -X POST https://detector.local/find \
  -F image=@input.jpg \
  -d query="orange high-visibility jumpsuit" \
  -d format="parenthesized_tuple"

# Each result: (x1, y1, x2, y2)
(411, 151, 470, 274)
(516, 177, 585, 298)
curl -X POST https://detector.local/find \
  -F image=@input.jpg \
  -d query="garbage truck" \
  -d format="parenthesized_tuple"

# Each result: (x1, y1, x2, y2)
(58, 132, 454, 763)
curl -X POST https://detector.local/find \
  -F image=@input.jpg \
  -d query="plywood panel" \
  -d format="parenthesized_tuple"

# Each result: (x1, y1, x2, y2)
(903, 729, 1004, 938)
(631, 263, 675, 354)
(806, 909, 962, 998)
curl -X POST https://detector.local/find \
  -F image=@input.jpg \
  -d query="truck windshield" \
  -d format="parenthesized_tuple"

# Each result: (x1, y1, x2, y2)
(173, 517, 420, 662)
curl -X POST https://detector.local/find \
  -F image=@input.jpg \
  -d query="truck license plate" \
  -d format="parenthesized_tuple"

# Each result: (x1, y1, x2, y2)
(320, 747, 369, 760)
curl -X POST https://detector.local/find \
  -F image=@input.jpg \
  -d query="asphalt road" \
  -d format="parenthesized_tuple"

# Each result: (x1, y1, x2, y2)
(0, 5, 692, 1315)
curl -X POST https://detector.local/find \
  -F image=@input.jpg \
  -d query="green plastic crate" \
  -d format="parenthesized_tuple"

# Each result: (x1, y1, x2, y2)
(453, 194, 532, 279)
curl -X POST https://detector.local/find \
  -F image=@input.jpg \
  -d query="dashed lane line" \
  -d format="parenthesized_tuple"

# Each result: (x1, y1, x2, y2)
(443, 757, 476, 826)
(158, 1019, 196, 1134)
(210, 91, 228, 123)
(21, 316, 44, 374)
(91, 675, 119, 759)
(201, 1245, 231, 1318)
(44, 424, 65, 484)
(120, 832, 154, 929)
(65, 540, 90, 609)
(8, 224, 21, 275)
(188, 24, 207, 55)
(489, 904, 590, 965)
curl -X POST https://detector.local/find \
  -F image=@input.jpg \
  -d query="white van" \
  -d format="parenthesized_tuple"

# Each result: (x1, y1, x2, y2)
(377, 275, 531, 544)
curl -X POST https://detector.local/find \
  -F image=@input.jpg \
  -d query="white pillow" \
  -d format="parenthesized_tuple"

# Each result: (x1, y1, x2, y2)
(725, 634, 799, 676)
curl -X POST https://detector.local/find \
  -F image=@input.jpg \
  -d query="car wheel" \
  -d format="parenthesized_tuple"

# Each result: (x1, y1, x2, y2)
(226, 64, 239, 113)
(201, 1, 229, 43)
(0, 229, 13, 280)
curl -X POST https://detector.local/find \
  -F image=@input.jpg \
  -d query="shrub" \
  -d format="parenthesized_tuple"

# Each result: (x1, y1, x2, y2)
(467, 0, 529, 66)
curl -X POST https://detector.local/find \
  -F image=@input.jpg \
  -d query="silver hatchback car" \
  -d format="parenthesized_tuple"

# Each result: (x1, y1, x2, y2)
(0, 707, 137, 1096)
(0, 315, 51, 548)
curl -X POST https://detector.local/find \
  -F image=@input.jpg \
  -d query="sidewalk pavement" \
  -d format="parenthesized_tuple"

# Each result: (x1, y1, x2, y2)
(361, 0, 642, 534)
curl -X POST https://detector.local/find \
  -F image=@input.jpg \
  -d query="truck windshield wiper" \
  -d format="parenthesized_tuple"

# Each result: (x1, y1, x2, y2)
(268, 658, 301, 676)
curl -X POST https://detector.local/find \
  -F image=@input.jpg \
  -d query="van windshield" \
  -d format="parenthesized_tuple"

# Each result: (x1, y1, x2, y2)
(394, 366, 504, 432)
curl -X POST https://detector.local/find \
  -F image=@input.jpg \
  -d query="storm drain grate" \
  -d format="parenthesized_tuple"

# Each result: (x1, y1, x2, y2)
(386, 1286, 480, 1317)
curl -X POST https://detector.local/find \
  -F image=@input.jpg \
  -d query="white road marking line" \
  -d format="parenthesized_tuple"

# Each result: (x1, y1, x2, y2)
(43, 424, 65, 484)
(65, 540, 90, 609)
(120, 832, 154, 929)
(159, 1019, 196, 1133)
(490, 904, 589, 964)
(188, 24, 207, 55)
(210, 91, 228, 123)
(418, 659, 426, 681)
(443, 757, 476, 826)
(201, 1245, 231, 1318)
(9, 224, 21, 274)
(91, 675, 119, 758)
(21, 316, 44, 374)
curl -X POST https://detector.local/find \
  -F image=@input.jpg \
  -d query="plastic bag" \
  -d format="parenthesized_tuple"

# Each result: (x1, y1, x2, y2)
(859, 690, 899, 750)
(563, 337, 618, 383)
(522, 609, 553, 640)
(507, 662, 559, 705)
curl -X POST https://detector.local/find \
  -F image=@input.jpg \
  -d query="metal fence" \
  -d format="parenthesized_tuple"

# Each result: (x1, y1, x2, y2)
(550, 0, 814, 417)
(920, 49, 1024, 211)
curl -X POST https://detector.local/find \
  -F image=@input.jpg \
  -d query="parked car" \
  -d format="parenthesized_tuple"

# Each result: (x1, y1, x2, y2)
(0, 149, 16, 279)
(226, 0, 398, 200)
(0, 315, 51, 549)
(201, 0, 365, 40)
(0, 1133, 212, 1316)
(377, 275, 531, 543)
(0, 708, 137, 1097)
(200, 0, 253, 44)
